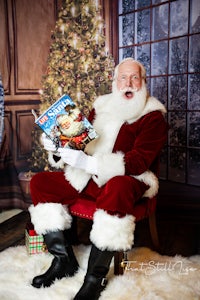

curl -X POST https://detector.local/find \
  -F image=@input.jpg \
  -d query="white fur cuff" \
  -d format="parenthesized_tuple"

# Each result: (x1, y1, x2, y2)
(28, 203, 72, 235)
(48, 151, 65, 169)
(133, 170, 159, 198)
(90, 209, 136, 251)
(92, 152, 125, 187)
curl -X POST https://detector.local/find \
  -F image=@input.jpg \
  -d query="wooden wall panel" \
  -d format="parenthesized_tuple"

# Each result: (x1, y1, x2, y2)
(16, 110, 35, 160)
(14, 0, 56, 93)
(0, 0, 11, 93)
(3, 111, 13, 151)
(0, 0, 59, 171)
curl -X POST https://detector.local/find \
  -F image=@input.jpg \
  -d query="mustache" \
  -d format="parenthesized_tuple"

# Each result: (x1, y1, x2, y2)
(119, 87, 139, 94)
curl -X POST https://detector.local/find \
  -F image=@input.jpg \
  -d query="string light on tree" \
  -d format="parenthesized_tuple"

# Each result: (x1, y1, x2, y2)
(71, 5, 76, 17)
(60, 24, 65, 35)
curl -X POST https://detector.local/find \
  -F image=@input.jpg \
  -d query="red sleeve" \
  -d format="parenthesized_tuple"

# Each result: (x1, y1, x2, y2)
(124, 111, 169, 175)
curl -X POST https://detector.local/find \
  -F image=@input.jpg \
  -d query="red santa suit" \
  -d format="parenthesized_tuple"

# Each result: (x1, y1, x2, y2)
(29, 92, 168, 252)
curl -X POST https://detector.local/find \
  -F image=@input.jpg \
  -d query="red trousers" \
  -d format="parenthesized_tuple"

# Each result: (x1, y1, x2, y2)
(30, 171, 148, 216)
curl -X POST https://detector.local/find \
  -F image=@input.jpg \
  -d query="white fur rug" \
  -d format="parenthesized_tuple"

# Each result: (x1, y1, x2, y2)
(0, 245, 199, 300)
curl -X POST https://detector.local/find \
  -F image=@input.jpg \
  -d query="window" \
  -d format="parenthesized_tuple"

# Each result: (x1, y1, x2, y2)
(115, 0, 200, 186)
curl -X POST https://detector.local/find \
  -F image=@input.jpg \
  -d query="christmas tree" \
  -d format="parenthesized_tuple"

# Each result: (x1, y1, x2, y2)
(31, 0, 115, 171)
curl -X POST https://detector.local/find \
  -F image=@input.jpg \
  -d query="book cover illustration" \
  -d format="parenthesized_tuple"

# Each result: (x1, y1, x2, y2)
(33, 94, 98, 150)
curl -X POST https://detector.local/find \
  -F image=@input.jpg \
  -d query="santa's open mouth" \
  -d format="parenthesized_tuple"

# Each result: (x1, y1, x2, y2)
(124, 91, 134, 99)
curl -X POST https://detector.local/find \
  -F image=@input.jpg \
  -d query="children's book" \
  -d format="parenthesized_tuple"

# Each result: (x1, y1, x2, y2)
(32, 94, 98, 150)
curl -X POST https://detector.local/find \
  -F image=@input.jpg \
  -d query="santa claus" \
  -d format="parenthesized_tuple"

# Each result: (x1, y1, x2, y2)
(29, 58, 168, 300)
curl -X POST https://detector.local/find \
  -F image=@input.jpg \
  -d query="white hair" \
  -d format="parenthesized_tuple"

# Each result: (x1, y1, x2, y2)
(113, 57, 146, 82)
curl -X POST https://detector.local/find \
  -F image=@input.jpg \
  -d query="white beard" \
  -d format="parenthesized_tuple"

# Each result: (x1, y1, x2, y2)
(110, 80, 148, 122)
(85, 81, 148, 156)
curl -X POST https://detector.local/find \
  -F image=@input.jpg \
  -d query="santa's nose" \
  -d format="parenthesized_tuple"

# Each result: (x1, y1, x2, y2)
(125, 77, 133, 87)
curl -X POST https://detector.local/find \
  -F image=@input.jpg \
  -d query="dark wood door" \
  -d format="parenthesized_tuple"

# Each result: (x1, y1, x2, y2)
(0, 0, 61, 171)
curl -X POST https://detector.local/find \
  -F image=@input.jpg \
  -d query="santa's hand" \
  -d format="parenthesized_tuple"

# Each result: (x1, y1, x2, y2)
(58, 148, 97, 174)
(41, 133, 57, 152)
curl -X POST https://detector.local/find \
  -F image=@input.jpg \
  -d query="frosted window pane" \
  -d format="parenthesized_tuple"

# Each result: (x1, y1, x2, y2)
(189, 34, 200, 72)
(118, 0, 135, 14)
(151, 76, 167, 107)
(188, 149, 200, 185)
(119, 14, 134, 47)
(188, 112, 200, 147)
(170, 0, 189, 37)
(119, 47, 135, 61)
(136, 9, 150, 43)
(190, 0, 200, 33)
(151, 41, 168, 75)
(152, 0, 164, 3)
(135, 44, 150, 75)
(169, 37, 188, 74)
(169, 147, 186, 183)
(188, 74, 200, 110)
(169, 111, 186, 147)
(136, 0, 150, 9)
(152, 4, 169, 40)
(169, 75, 187, 110)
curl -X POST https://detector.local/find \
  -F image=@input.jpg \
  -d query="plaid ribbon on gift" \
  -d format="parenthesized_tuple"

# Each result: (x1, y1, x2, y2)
(25, 222, 48, 255)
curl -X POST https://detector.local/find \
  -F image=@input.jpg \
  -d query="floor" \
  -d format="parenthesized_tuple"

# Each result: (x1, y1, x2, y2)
(0, 210, 30, 252)
(0, 209, 22, 223)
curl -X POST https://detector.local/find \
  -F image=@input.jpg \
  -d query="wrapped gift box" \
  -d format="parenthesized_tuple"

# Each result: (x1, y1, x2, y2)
(25, 222, 47, 254)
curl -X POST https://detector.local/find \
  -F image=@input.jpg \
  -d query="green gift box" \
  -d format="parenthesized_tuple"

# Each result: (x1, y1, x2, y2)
(25, 222, 47, 255)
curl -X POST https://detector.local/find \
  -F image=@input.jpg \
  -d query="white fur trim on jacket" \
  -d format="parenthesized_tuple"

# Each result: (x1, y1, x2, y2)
(90, 209, 136, 251)
(92, 152, 125, 187)
(133, 170, 159, 198)
(28, 203, 72, 235)
(48, 151, 65, 169)
(64, 165, 92, 192)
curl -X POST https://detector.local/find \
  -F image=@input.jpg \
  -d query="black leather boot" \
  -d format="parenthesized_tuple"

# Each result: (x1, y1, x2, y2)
(32, 230, 79, 288)
(73, 245, 114, 300)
